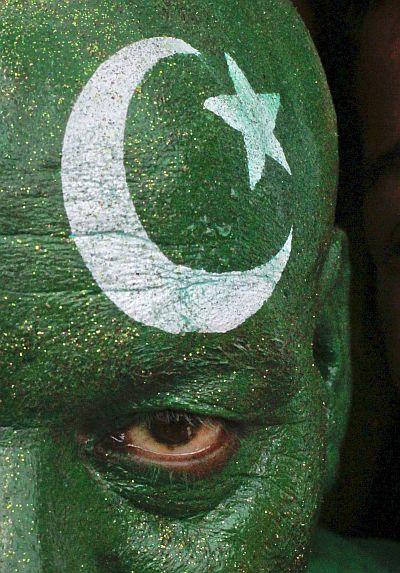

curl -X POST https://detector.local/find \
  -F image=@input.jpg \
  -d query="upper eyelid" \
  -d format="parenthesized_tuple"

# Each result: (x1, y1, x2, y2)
(105, 403, 282, 427)
(128, 410, 214, 430)
(80, 395, 300, 438)
(107, 377, 293, 424)
(78, 361, 297, 431)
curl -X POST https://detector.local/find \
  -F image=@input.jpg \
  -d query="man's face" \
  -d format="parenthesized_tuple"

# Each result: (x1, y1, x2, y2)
(0, 1, 339, 571)
(357, 0, 400, 387)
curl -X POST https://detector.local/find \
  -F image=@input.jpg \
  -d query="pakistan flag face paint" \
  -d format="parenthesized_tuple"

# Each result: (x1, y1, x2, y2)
(0, 1, 344, 572)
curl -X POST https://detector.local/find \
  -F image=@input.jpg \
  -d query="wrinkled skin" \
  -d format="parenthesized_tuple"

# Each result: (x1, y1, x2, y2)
(0, 1, 354, 572)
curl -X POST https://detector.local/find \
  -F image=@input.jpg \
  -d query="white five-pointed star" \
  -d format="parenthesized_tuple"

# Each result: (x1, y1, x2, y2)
(204, 53, 291, 190)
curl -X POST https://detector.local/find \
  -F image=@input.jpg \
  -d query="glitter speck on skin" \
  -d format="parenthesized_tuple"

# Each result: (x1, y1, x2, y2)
(0, 1, 341, 571)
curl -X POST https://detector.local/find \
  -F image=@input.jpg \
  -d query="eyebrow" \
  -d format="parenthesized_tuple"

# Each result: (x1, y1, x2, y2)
(365, 139, 400, 186)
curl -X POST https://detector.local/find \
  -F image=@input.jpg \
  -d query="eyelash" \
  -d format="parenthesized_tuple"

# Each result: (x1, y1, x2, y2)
(85, 410, 241, 480)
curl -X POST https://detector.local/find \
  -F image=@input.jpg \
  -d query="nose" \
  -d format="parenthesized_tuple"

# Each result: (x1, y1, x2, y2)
(0, 427, 118, 573)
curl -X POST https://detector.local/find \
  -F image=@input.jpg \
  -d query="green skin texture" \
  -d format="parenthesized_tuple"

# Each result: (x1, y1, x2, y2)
(0, 1, 396, 572)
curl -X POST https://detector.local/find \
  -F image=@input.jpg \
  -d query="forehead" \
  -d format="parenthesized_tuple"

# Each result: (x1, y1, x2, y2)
(0, 0, 336, 415)
(0, 0, 336, 249)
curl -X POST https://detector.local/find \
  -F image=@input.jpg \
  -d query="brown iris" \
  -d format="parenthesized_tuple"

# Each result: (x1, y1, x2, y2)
(94, 411, 239, 478)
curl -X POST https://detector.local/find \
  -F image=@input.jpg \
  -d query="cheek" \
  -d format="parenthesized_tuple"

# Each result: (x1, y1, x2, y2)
(104, 421, 325, 573)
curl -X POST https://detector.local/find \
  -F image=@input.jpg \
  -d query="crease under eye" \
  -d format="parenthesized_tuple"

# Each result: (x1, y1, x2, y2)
(91, 411, 240, 479)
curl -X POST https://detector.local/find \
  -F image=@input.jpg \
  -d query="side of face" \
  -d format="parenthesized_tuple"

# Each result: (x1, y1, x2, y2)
(356, 0, 400, 386)
(291, 0, 320, 37)
(0, 1, 341, 571)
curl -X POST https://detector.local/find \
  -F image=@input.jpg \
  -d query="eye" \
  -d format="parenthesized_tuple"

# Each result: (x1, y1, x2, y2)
(91, 411, 240, 479)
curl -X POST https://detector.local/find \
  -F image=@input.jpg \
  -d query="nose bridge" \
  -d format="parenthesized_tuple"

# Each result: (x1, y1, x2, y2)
(0, 427, 123, 573)
(0, 428, 43, 573)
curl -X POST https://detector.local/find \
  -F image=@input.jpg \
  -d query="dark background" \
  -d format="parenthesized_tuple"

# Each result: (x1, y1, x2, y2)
(302, 0, 400, 542)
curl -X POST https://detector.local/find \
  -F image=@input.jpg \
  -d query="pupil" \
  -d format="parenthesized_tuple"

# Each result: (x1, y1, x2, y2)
(148, 413, 201, 446)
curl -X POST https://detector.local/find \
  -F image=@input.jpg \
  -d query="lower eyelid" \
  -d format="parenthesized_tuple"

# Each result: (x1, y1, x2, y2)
(77, 422, 267, 517)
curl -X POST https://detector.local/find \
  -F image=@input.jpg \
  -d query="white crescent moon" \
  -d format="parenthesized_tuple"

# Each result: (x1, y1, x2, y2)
(61, 37, 292, 334)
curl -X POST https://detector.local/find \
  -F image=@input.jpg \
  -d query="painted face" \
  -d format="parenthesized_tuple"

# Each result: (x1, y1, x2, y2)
(357, 0, 400, 389)
(291, 0, 319, 37)
(0, 1, 345, 571)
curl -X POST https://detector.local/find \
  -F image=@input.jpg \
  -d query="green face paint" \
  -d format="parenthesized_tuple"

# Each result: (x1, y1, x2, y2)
(0, 1, 349, 571)
(61, 38, 293, 334)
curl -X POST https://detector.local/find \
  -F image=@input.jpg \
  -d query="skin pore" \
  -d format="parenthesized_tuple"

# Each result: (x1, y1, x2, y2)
(0, 0, 355, 571)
